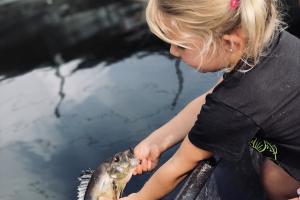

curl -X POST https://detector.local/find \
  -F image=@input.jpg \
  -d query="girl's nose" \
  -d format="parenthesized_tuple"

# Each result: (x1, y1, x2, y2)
(170, 44, 181, 57)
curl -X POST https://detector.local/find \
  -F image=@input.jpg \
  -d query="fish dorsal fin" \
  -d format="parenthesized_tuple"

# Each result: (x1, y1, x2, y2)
(77, 169, 94, 200)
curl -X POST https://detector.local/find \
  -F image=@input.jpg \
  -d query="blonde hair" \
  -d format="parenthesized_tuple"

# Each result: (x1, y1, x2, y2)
(146, 0, 285, 70)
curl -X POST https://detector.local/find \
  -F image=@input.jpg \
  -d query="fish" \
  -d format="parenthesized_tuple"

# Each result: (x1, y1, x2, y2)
(77, 148, 139, 200)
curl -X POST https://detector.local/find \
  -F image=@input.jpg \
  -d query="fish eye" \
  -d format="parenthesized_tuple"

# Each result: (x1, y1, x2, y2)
(113, 156, 120, 162)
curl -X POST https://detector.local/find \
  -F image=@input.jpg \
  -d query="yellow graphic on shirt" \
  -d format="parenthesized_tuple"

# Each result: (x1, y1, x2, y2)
(249, 137, 278, 161)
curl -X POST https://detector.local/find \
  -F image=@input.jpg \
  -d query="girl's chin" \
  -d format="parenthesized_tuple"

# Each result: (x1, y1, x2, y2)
(186, 63, 219, 73)
(187, 66, 207, 73)
(196, 67, 209, 73)
(185, 64, 206, 72)
(198, 66, 223, 73)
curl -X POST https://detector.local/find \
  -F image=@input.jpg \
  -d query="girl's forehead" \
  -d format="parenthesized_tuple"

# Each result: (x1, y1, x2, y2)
(162, 19, 196, 42)
(150, 11, 201, 48)
(168, 32, 202, 49)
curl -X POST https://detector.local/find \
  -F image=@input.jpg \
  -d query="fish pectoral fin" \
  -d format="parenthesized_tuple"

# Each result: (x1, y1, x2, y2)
(112, 180, 120, 199)
(119, 187, 124, 198)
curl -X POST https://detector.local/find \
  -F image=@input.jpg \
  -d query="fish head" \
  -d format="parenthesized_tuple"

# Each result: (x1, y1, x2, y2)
(108, 149, 139, 180)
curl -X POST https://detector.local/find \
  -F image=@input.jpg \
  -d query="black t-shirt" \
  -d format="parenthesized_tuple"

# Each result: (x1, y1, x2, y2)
(188, 31, 300, 181)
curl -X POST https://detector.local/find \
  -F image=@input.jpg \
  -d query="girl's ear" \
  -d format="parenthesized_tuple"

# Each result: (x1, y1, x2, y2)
(221, 29, 245, 53)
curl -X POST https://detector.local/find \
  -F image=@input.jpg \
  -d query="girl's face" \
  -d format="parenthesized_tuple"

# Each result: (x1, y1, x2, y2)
(169, 43, 229, 73)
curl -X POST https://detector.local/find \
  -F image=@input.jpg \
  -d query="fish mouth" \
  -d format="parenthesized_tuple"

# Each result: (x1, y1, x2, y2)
(130, 157, 139, 167)
(128, 148, 139, 167)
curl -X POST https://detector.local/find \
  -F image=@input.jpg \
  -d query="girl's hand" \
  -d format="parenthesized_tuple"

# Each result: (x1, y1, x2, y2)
(133, 139, 161, 175)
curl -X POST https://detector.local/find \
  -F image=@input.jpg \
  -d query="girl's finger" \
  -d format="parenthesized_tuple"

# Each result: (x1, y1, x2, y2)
(136, 164, 143, 174)
(149, 146, 160, 160)
(141, 159, 148, 171)
(147, 160, 152, 171)
(134, 145, 149, 159)
(132, 169, 137, 175)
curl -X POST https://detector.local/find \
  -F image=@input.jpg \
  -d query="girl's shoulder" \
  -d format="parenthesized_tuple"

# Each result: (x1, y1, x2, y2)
(275, 30, 300, 51)
(210, 31, 300, 123)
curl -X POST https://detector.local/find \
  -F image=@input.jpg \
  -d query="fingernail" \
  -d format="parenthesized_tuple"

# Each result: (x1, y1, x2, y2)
(147, 160, 151, 170)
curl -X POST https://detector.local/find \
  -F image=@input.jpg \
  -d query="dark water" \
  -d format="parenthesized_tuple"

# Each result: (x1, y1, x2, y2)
(0, 1, 299, 200)
(0, 52, 220, 200)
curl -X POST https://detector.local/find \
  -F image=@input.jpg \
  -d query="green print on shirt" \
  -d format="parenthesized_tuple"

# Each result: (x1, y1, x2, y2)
(249, 137, 278, 161)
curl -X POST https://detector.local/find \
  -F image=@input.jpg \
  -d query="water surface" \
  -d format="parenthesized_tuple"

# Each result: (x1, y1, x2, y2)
(0, 52, 219, 200)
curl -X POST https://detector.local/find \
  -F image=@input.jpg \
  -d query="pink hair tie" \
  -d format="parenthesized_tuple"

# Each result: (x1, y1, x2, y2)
(230, 0, 239, 10)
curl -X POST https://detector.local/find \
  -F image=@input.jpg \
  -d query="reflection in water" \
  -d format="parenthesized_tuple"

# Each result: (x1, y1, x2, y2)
(54, 54, 66, 118)
(171, 59, 184, 109)
(46, 0, 53, 4)
(0, 52, 219, 200)
(52, 50, 184, 118)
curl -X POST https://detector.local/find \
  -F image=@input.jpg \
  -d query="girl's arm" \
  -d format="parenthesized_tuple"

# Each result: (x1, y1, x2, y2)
(135, 136, 213, 200)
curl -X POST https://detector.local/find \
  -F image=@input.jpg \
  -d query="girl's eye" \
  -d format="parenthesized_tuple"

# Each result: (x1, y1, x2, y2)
(176, 45, 186, 50)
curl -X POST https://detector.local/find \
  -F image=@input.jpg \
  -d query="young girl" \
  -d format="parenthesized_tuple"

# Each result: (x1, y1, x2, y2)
(100, 0, 300, 199)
